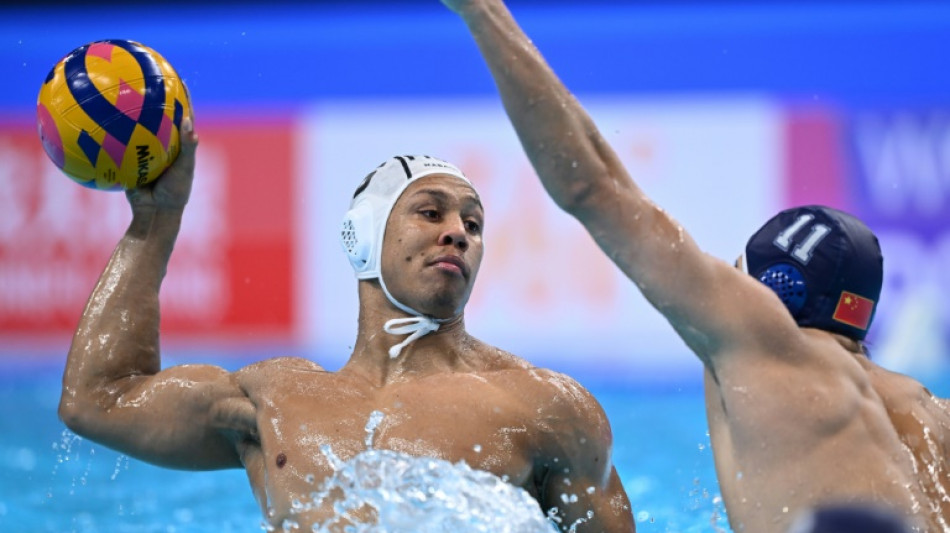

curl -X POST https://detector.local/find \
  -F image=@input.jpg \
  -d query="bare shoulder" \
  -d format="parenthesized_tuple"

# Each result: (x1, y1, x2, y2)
(240, 356, 325, 372)
(870, 363, 950, 417)
(461, 340, 607, 427)
(233, 356, 327, 385)
(491, 365, 610, 430)
(494, 366, 618, 489)
(469, 342, 535, 371)
(868, 365, 950, 461)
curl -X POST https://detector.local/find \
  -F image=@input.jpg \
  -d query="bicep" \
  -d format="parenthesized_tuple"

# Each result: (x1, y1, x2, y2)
(534, 374, 635, 531)
(61, 364, 249, 470)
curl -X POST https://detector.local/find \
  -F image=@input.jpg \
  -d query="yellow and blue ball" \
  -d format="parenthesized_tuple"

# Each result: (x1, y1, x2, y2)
(36, 39, 192, 190)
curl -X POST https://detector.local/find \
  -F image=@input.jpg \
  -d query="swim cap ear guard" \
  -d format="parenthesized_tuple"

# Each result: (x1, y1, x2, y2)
(341, 201, 375, 271)
(744, 205, 883, 341)
(758, 262, 808, 315)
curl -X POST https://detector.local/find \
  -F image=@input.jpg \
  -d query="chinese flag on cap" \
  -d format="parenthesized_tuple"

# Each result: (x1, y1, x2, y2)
(832, 291, 875, 330)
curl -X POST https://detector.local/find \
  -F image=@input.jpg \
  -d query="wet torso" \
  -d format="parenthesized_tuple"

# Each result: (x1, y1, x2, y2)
(228, 354, 561, 529)
(704, 331, 950, 532)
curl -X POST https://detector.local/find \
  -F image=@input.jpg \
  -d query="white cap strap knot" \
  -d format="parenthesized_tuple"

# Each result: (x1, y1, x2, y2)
(383, 316, 441, 358)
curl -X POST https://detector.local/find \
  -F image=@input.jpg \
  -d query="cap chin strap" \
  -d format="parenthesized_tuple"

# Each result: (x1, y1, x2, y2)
(379, 275, 452, 358)
(383, 317, 441, 358)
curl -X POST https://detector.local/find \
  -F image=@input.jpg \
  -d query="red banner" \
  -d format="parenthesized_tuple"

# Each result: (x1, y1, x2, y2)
(0, 117, 295, 343)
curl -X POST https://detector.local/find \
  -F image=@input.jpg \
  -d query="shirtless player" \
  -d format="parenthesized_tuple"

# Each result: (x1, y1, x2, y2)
(58, 118, 635, 531)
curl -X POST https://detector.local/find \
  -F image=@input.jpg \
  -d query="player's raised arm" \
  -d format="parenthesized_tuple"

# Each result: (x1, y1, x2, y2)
(59, 119, 250, 470)
(442, 0, 795, 364)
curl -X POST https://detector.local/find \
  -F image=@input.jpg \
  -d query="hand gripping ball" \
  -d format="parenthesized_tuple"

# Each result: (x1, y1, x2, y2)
(36, 39, 192, 190)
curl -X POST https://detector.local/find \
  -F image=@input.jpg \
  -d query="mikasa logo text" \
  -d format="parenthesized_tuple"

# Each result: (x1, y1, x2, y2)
(136, 145, 154, 185)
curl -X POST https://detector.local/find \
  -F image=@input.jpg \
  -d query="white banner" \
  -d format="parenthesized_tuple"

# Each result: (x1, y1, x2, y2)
(295, 96, 782, 380)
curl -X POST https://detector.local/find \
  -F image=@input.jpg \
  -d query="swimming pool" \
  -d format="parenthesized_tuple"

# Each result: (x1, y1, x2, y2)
(12, 354, 936, 533)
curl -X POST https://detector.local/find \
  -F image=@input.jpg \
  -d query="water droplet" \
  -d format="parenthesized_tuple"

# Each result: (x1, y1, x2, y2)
(364, 410, 385, 449)
(472, 444, 482, 453)
(319, 444, 344, 472)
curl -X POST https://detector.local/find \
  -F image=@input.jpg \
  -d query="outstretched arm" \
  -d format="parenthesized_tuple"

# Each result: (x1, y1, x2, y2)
(59, 119, 252, 470)
(442, 0, 794, 366)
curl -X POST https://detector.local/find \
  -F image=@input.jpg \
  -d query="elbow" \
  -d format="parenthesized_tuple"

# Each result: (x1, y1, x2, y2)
(58, 393, 102, 438)
(549, 151, 626, 216)
(58, 396, 86, 435)
(553, 166, 621, 220)
(555, 169, 631, 221)
(549, 132, 628, 214)
(554, 177, 597, 214)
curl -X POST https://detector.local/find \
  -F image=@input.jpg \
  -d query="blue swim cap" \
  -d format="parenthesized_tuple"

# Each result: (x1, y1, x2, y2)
(745, 205, 883, 341)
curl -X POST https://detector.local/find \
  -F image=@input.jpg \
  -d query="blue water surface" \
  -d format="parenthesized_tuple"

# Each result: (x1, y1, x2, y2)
(0, 358, 725, 532)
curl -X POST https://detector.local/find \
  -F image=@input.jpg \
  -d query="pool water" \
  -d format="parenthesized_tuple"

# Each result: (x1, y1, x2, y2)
(1, 360, 727, 532)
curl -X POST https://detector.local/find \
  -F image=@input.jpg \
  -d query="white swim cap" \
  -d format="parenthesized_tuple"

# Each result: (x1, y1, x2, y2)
(340, 155, 474, 357)
(341, 155, 471, 279)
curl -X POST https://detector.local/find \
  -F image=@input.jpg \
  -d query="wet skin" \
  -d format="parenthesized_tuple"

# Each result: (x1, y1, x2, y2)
(439, 0, 950, 530)
(58, 120, 635, 531)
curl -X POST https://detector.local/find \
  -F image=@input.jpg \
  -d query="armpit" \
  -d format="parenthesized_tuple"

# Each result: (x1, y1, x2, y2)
(210, 396, 259, 440)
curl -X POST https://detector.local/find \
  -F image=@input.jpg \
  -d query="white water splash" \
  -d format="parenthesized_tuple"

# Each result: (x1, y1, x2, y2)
(301, 412, 554, 532)
(364, 410, 385, 449)
(302, 447, 556, 532)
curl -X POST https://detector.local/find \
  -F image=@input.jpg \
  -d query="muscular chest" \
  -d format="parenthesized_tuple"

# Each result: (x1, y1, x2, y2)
(249, 377, 539, 486)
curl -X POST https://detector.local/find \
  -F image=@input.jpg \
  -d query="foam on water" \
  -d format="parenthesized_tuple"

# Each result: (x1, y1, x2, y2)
(297, 447, 557, 532)
(280, 410, 557, 532)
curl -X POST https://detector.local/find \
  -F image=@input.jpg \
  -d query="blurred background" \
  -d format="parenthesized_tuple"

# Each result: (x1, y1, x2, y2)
(1, 0, 948, 386)
(1, 2, 949, 531)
